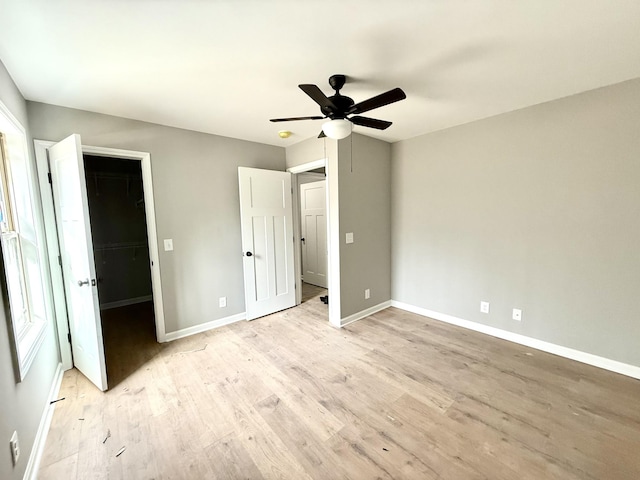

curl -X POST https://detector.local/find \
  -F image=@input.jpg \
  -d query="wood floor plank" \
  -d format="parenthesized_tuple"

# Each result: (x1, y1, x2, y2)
(37, 452, 78, 480)
(204, 433, 266, 480)
(209, 382, 314, 480)
(255, 394, 352, 480)
(38, 369, 83, 469)
(38, 292, 640, 479)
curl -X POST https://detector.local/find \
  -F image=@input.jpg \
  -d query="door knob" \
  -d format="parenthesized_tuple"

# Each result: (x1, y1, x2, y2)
(245, 251, 253, 257)
(78, 278, 90, 286)
(301, 237, 305, 243)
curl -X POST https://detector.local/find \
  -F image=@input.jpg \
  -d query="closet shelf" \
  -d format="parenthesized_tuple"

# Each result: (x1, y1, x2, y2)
(95, 241, 147, 252)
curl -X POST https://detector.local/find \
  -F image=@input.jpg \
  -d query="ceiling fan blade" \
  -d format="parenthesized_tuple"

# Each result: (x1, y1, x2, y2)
(318, 130, 326, 139)
(270, 116, 325, 122)
(350, 116, 392, 130)
(348, 87, 406, 115)
(299, 84, 337, 112)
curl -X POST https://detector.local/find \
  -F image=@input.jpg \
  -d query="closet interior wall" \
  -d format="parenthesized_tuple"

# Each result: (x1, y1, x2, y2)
(83, 155, 153, 310)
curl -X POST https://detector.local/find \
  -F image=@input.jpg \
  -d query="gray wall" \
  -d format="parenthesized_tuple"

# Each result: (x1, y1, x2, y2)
(391, 78, 640, 367)
(286, 134, 393, 321)
(337, 134, 392, 318)
(286, 136, 326, 168)
(27, 102, 285, 334)
(0, 59, 61, 480)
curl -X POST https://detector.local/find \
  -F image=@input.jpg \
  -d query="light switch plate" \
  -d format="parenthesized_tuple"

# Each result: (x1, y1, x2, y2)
(480, 301, 490, 314)
(164, 239, 173, 251)
(346, 232, 354, 244)
(10, 431, 19, 466)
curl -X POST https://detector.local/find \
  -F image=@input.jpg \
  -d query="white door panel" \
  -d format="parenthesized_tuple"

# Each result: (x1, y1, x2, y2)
(49, 134, 107, 391)
(239, 167, 295, 320)
(300, 180, 328, 288)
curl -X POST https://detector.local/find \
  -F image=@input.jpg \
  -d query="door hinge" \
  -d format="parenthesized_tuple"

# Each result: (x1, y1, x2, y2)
(67, 332, 72, 343)
(58, 255, 62, 266)
(47, 172, 52, 184)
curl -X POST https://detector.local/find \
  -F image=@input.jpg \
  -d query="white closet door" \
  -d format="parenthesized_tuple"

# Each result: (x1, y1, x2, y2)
(49, 134, 107, 391)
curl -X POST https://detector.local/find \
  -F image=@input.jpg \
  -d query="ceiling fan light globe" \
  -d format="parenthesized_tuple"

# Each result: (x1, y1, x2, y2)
(322, 119, 352, 140)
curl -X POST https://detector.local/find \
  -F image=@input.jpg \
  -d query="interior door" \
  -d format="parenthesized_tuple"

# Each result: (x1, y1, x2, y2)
(300, 180, 328, 288)
(238, 167, 296, 320)
(49, 134, 107, 391)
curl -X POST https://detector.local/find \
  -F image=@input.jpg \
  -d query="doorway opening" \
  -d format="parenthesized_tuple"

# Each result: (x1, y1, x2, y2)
(34, 139, 166, 390)
(297, 170, 328, 311)
(83, 154, 158, 387)
(289, 159, 331, 322)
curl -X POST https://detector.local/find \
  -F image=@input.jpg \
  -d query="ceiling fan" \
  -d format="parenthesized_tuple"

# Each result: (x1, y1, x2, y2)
(270, 74, 406, 139)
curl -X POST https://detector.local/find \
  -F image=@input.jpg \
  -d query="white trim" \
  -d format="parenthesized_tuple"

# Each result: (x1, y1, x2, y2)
(34, 140, 167, 367)
(391, 300, 640, 381)
(1, 102, 54, 380)
(100, 295, 153, 311)
(287, 155, 340, 326)
(340, 300, 391, 327)
(34, 140, 73, 370)
(23, 362, 63, 480)
(0, 98, 25, 133)
(81, 145, 167, 342)
(291, 174, 303, 306)
(287, 158, 327, 174)
(325, 143, 341, 326)
(164, 312, 246, 342)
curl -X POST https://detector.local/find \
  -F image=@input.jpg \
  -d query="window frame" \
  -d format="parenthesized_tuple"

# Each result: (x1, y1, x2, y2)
(0, 100, 50, 381)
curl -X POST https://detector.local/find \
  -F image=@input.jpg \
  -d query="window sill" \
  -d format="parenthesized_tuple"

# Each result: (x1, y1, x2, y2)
(15, 318, 47, 381)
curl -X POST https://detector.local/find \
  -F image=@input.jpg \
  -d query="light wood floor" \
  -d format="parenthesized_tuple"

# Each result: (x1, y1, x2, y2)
(38, 288, 640, 479)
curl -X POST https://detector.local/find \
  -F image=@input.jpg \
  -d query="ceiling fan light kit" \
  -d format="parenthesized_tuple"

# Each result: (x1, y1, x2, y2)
(322, 119, 353, 139)
(270, 74, 406, 140)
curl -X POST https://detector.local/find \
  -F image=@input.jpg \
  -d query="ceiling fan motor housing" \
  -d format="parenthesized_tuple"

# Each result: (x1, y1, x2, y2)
(325, 94, 354, 118)
(328, 74, 346, 91)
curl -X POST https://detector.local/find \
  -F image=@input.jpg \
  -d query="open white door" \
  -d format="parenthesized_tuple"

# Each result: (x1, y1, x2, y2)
(49, 134, 107, 391)
(300, 180, 328, 288)
(239, 167, 296, 320)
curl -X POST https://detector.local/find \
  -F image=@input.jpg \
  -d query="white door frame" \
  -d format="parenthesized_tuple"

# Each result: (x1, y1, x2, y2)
(287, 158, 340, 326)
(34, 140, 167, 370)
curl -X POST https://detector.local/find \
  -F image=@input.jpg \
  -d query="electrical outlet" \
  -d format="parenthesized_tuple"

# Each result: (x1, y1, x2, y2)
(513, 308, 522, 321)
(364, 288, 370, 300)
(219, 297, 227, 308)
(480, 301, 490, 314)
(10, 431, 19, 466)
(345, 232, 354, 244)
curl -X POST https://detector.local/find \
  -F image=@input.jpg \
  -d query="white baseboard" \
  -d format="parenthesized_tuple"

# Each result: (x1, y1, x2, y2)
(100, 295, 153, 310)
(24, 362, 64, 480)
(340, 300, 392, 327)
(164, 312, 246, 342)
(391, 300, 640, 381)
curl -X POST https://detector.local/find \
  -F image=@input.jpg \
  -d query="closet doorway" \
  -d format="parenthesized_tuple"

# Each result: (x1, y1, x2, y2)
(290, 160, 330, 321)
(297, 172, 328, 312)
(84, 155, 158, 387)
(34, 139, 166, 390)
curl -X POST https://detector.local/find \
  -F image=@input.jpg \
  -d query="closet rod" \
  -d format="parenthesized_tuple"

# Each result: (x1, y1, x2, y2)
(95, 241, 147, 252)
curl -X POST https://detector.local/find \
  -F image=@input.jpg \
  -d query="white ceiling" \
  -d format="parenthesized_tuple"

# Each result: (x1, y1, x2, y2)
(1, 1, 639, 147)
